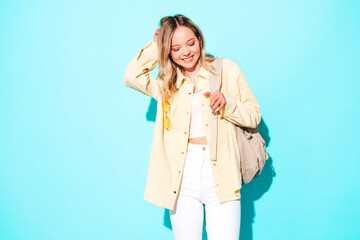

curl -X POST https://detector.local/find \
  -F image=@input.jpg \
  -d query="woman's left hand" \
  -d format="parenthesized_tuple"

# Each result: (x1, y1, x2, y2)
(203, 91, 227, 113)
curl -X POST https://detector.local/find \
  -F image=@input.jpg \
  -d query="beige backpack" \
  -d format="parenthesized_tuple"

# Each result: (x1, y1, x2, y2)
(209, 58, 269, 184)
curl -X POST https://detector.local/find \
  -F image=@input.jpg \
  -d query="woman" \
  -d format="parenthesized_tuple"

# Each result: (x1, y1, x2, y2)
(124, 14, 261, 240)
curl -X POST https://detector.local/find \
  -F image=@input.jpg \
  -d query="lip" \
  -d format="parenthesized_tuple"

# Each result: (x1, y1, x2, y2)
(182, 55, 194, 63)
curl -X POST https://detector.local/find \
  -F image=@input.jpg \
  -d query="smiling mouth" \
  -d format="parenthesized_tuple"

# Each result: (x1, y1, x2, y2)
(182, 55, 194, 63)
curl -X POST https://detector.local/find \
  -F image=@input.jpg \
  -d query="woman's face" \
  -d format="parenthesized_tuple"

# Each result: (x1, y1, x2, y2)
(170, 26, 201, 73)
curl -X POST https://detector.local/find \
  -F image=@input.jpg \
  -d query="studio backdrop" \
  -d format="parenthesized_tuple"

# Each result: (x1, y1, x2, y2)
(1, 1, 359, 239)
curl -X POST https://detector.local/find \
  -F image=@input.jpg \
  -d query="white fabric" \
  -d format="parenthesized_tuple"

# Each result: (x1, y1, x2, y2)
(170, 143, 241, 240)
(189, 93, 207, 139)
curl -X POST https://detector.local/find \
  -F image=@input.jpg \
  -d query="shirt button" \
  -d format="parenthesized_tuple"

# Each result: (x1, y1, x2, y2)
(216, 184, 219, 187)
(199, 89, 202, 92)
(181, 152, 184, 154)
(202, 147, 206, 151)
(188, 92, 192, 95)
(205, 124, 209, 127)
(174, 191, 177, 194)
(202, 104, 204, 106)
(184, 131, 187, 135)
(213, 163, 216, 166)
(178, 170, 181, 174)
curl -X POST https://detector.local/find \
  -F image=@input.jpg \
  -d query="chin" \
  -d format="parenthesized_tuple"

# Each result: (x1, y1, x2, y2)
(183, 63, 196, 69)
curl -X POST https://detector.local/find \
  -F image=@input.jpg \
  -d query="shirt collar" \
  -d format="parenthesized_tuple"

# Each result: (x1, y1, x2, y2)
(175, 66, 210, 89)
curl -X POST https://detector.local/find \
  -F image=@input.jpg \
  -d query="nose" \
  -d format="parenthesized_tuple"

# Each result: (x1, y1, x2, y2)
(183, 46, 191, 56)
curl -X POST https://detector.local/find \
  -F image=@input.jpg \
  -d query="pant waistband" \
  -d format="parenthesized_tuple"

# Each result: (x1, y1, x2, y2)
(188, 143, 209, 152)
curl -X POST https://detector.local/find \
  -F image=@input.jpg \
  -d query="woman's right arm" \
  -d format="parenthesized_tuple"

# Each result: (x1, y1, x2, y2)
(123, 40, 160, 101)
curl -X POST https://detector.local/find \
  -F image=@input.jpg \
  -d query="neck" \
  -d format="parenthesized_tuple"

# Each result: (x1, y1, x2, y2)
(183, 63, 201, 80)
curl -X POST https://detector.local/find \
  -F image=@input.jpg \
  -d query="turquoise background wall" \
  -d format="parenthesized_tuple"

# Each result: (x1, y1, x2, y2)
(1, 0, 359, 239)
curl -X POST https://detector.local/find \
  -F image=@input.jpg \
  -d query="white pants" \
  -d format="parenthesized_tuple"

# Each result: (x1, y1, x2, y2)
(170, 143, 241, 240)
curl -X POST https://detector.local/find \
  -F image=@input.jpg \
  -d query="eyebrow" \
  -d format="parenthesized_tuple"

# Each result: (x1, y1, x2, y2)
(171, 38, 196, 47)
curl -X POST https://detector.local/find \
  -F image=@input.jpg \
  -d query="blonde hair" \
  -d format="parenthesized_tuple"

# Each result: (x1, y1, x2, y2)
(156, 14, 215, 102)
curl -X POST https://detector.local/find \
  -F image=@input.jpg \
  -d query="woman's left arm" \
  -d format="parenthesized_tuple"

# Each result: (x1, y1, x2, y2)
(218, 59, 261, 128)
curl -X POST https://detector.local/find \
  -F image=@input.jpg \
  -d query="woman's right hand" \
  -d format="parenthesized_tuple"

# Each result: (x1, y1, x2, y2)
(154, 28, 160, 43)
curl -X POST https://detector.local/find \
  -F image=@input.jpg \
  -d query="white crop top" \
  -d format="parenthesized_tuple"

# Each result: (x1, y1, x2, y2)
(189, 93, 206, 138)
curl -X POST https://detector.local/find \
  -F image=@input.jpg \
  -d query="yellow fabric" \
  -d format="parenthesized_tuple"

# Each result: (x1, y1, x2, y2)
(123, 40, 262, 210)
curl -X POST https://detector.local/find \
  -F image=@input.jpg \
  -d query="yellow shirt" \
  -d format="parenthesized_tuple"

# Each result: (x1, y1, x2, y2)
(123, 40, 261, 210)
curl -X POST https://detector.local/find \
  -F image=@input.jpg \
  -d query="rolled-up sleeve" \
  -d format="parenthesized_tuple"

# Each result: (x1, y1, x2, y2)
(219, 59, 261, 128)
(123, 40, 161, 101)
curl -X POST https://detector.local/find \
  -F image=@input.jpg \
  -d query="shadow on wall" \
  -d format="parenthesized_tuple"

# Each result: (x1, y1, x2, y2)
(145, 97, 158, 122)
(239, 119, 275, 240)
(146, 97, 276, 240)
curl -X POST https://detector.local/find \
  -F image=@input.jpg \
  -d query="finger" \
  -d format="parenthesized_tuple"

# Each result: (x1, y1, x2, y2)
(212, 92, 226, 109)
(212, 98, 222, 111)
(210, 91, 220, 101)
(154, 29, 160, 42)
(203, 91, 211, 97)
(210, 94, 220, 109)
(213, 100, 225, 113)
(216, 101, 226, 112)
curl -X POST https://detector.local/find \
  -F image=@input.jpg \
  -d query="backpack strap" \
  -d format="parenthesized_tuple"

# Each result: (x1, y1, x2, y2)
(209, 58, 223, 161)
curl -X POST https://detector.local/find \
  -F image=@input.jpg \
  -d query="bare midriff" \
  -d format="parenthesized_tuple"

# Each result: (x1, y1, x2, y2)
(188, 136, 207, 144)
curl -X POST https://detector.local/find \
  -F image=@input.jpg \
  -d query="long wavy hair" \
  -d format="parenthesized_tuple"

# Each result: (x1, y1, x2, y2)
(156, 14, 215, 102)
